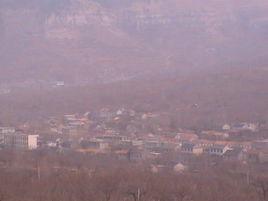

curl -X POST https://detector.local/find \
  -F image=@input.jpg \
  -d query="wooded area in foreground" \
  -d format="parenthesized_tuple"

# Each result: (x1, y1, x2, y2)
(0, 150, 267, 201)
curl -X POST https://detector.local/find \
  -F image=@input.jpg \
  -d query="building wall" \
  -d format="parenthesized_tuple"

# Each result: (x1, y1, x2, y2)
(0, 127, 16, 134)
(259, 152, 268, 163)
(193, 147, 203, 155)
(28, 135, 39, 150)
(14, 135, 28, 149)
(1, 133, 38, 149)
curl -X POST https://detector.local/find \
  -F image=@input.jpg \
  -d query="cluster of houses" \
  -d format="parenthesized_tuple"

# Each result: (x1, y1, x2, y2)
(48, 108, 163, 137)
(76, 133, 174, 162)
(41, 108, 268, 164)
(222, 122, 259, 132)
(176, 130, 267, 163)
(47, 108, 261, 138)
(0, 107, 267, 165)
(0, 127, 39, 150)
(0, 87, 11, 95)
(74, 131, 267, 164)
(49, 114, 89, 136)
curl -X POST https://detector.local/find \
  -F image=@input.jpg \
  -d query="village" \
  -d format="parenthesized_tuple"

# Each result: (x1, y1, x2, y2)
(0, 107, 267, 171)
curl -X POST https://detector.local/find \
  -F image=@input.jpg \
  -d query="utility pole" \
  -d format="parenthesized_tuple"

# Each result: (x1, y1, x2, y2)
(247, 170, 250, 185)
(137, 188, 141, 201)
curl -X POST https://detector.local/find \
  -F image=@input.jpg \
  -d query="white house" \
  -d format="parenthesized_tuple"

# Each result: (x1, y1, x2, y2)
(28, 135, 39, 150)
(222, 124, 231, 131)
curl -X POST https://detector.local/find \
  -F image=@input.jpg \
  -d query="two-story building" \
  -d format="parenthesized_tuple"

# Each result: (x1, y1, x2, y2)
(1, 132, 39, 150)
(181, 142, 203, 155)
(204, 144, 231, 156)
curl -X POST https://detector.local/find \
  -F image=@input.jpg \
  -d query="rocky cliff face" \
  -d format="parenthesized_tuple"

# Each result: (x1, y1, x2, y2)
(1, 0, 268, 84)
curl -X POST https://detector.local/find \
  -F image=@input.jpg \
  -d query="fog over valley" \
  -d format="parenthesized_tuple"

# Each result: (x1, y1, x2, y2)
(0, 0, 268, 126)
(1, 0, 268, 83)
(0, 2, 267, 201)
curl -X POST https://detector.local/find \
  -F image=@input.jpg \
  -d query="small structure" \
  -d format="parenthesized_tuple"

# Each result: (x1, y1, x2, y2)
(96, 135, 128, 145)
(246, 149, 259, 163)
(232, 123, 258, 132)
(151, 165, 159, 173)
(201, 131, 229, 140)
(181, 142, 203, 155)
(1, 132, 39, 150)
(116, 148, 144, 162)
(223, 148, 244, 161)
(222, 124, 231, 131)
(253, 139, 268, 149)
(132, 140, 144, 147)
(28, 135, 39, 149)
(173, 163, 187, 173)
(128, 148, 143, 162)
(55, 81, 65, 87)
(80, 139, 109, 150)
(175, 133, 199, 142)
(204, 144, 231, 156)
(259, 150, 268, 163)
(0, 127, 16, 134)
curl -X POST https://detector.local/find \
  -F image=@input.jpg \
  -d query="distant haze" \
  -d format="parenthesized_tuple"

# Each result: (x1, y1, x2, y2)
(0, 0, 268, 125)
(0, 0, 268, 83)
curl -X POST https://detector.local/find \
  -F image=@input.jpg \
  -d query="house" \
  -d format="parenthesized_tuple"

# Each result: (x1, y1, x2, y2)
(181, 142, 195, 153)
(201, 131, 229, 140)
(99, 108, 115, 120)
(222, 124, 231, 131)
(59, 140, 73, 149)
(141, 113, 158, 120)
(0, 127, 16, 134)
(126, 125, 139, 134)
(116, 109, 125, 116)
(246, 149, 260, 163)
(259, 150, 268, 163)
(116, 149, 130, 160)
(115, 148, 144, 162)
(55, 81, 65, 87)
(27, 135, 39, 149)
(196, 139, 214, 148)
(173, 163, 187, 173)
(96, 135, 128, 145)
(0, 88, 10, 95)
(47, 142, 58, 148)
(232, 123, 258, 132)
(144, 140, 172, 152)
(132, 140, 143, 147)
(181, 142, 203, 155)
(175, 133, 199, 142)
(253, 139, 268, 149)
(1, 132, 39, 150)
(203, 144, 231, 156)
(62, 126, 78, 135)
(223, 148, 244, 161)
(128, 148, 144, 161)
(128, 109, 136, 117)
(144, 140, 161, 150)
(80, 139, 109, 150)
(63, 114, 86, 129)
(227, 141, 252, 150)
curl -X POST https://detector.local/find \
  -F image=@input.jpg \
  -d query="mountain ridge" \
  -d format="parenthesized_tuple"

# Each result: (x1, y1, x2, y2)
(1, 0, 268, 84)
